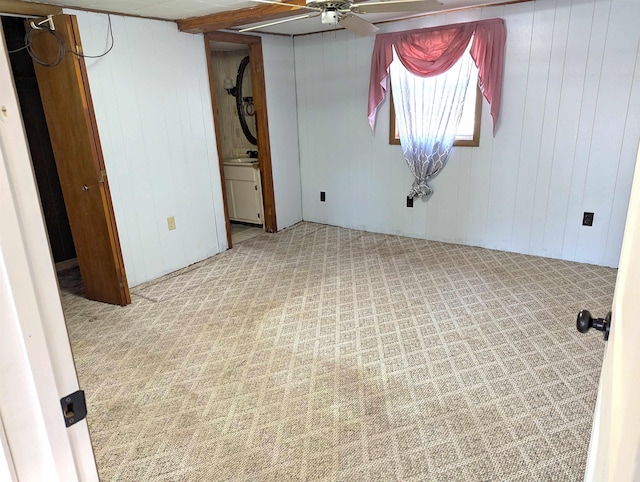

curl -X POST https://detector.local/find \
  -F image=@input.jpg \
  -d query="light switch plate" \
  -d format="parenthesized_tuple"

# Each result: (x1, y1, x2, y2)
(167, 216, 176, 230)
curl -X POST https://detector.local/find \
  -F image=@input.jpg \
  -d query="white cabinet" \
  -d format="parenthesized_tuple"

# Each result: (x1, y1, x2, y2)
(223, 162, 264, 225)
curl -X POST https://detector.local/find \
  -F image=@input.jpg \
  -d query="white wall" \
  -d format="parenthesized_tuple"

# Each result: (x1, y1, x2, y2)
(295, 0, 640, 267)
(261, 34, 303, 230)
(69, 11, 227, 286)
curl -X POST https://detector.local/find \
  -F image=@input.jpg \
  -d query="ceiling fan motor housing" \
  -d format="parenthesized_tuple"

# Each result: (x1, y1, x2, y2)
(246, 0, 437, 35)
(321, 9, 339, 24)
(306, 0, 353, 10)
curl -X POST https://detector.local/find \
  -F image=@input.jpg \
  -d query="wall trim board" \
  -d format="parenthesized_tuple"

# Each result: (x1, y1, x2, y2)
(59, 6, 170, 23)
(0, 0, 170, 22)
(372, 0, 534, 27)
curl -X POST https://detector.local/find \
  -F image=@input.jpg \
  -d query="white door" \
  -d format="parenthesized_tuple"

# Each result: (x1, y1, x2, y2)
(0, 25, 98, 481)
(584, 143, 640, 481)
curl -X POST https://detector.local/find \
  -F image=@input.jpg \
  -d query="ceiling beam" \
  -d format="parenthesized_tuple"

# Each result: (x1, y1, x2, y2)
(0, 0, 61, 17)
(177, 0, 308, 34)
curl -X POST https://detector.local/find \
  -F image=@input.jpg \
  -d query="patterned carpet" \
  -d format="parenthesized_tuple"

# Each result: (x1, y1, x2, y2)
(60, 222, 616, 481)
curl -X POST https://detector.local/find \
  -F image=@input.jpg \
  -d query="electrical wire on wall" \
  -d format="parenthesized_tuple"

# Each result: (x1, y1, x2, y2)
(7, 14, 114, 67)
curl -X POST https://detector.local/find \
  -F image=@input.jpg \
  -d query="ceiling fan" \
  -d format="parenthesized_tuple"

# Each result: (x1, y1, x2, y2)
(239, 0, 443, 36)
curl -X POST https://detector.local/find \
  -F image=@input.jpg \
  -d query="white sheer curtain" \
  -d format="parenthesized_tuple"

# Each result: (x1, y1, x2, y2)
(390, 43, 474, 198)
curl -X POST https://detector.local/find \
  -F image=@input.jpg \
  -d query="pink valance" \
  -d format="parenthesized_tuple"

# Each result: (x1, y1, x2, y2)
(368, 18, 506, 135)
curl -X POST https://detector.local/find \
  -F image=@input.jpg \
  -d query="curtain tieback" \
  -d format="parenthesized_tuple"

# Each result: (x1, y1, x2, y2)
(409, 180, 433, 199)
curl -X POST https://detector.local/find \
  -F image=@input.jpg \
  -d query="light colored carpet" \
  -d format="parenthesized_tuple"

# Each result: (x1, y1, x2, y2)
(60, 222, 616, 481)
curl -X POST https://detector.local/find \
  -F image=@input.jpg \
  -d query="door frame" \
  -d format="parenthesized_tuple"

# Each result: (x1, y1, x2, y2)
(204, 31, 277, 248)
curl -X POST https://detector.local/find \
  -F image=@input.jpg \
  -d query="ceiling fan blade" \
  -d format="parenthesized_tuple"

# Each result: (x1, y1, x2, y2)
(352, 0, 442, 14)
(239, 13, 317, 32)
(250, 0, 321, 12)
(338, 13, 379, 36)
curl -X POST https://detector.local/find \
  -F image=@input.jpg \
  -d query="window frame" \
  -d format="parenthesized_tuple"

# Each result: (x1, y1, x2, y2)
(389, 83, 483, 147)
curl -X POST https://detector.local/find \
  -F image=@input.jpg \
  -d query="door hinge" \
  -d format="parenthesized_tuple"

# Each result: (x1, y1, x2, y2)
(98, 169, 106, 183)
(60, 390, 87, 427)
(76, 45, 82, 54)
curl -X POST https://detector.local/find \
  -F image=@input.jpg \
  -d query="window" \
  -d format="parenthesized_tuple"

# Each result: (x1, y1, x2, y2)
(389, 66, 482, 147)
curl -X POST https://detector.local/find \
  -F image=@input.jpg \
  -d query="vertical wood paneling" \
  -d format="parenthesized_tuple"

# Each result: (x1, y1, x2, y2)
(325, 31, 351, 224)
(260, 34, 303, 230)
(351, 34, 376, 230)
(294, 36, 313, 220)
(295, 0, 640, 267)
(465, 98, 495, 245)
(485, 3, 529, 251)
(560, 0, 612, 262)
(574, 0, 640, 265)
(71, 10, 226, 286)
(510, 0, 556, 254)
(603, 43, 640, 267)
(527, 0, 571, 256)
(541, 0, 595, 258)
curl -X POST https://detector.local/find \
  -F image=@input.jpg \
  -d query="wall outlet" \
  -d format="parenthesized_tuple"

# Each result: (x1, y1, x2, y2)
(406, 196, 414, 208)
(167, 216, 176, 230)
(320, 191, 326, 202)
(582, 212, 594, 226)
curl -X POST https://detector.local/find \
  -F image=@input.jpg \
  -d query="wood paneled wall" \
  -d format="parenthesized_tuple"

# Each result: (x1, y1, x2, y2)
(259, 34, 303, 231)
(69, 10, 227, 286)
(294, 0, 640, 267)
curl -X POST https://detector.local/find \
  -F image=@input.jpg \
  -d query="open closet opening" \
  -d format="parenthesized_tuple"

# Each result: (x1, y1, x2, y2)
(2, 15, 77, 270)
(2, 12, 130, 306)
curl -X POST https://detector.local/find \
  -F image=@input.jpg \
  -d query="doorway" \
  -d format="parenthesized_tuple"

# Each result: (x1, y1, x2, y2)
(204, 32, 277, 248)
(2, 16, 77, 269)
(1, 13, 130, 306)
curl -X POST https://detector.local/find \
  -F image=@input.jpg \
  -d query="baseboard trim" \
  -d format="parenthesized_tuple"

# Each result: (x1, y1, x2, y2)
(55, 257, 78, 272)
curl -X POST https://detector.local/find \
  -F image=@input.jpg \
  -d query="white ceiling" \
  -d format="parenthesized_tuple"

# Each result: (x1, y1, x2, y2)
(238, 0, 514, 35)
(21, 0, 519, 35)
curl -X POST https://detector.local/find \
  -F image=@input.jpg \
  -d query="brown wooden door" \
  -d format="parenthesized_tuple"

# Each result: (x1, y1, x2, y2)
(28, 14, 130, 305)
